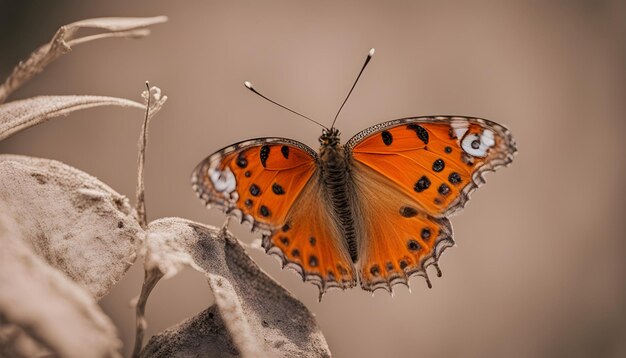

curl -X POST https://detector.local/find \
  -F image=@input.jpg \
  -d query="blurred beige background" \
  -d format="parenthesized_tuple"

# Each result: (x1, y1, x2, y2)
(1, 1, 625, 357)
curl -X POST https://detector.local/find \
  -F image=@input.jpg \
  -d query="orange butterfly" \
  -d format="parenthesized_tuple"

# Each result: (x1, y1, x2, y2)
(192, 49, 516, 299)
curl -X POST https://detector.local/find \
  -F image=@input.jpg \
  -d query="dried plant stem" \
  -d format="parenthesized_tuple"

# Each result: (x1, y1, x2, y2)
(135, 82, 151, 229)
(131, 268, 164, 358)
(131, 84, 167, 356)
(0, 28, 69, 104)
(0, 16, 167, 104)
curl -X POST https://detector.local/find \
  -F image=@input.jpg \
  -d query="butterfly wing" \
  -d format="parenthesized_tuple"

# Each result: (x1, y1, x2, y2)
(350, 160, 453, 291)
(346, 116, 516, 216)
(192, 138, 356, 296)
(266, 174, 357, 297)
(346, 116, 516, 291)
(192, 138, 317, 230)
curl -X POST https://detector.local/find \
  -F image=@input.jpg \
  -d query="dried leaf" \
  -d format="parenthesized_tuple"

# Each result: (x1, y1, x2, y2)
(0, 213, 122, 358)
(0, 95, 144, 142)
(138, 218, 331, 358)
(0, 16, 167, 103)
(0, 325, 49, 358)
(67, 16, 168, 36)
(0, 154, 143, 299)
(140, 306, 239, 358)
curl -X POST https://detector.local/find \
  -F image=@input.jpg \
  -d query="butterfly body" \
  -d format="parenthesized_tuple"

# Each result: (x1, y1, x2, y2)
(192, 116, 516, 298)
(317, 128, 359, 262)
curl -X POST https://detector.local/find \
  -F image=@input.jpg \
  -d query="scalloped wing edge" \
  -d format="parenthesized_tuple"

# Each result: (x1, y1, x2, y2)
(261, 233, 357, 301)
(360, 217, 455, 294)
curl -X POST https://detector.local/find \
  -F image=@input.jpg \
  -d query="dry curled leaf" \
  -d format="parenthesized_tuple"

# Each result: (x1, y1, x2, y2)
(0, 213, 122, 358)
(0, 95, 144, 142)
(0, 154, 143, 299)
(139, 306, 239, 358)
(0, 16, 167, 103)
(138, 218, 331, 358)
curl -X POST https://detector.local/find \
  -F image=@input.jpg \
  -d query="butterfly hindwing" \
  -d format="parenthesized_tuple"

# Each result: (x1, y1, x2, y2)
(264, 175, 356, 296)
(192, 138, 356, 296)
(351, 160, 454, 291)
(346, 116, 516, 217)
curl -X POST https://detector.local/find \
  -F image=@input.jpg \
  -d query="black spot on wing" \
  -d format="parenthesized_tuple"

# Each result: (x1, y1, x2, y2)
(407, 124, 429, 144)
(260, 145, 270, 167)
(407, 239, 421, 251)
(432, 159, 445, 172)
(259, 205, 271, 217)
(236, 154, 248, 168)
(370, 265, 380, 276)
(381, 130, 393, 145)
(272, 183, 285, 195)
(449, 172, 462, 185)
(249, 184, 261, 196)
(414, 176, 431, 192)
(400, 206, 418, 217)
(438, 183, 450, 196)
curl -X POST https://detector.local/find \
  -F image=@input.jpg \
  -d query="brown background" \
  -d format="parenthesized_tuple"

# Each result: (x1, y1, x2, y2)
(1, 1, 625, 357)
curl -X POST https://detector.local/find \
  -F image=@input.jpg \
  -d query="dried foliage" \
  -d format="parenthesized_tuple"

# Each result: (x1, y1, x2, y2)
(0, 15, 331, 358)
(0, 95, 144, 141)
(0, 155, 143, 298)
(140, 218, 331, 358)
(0, 16, 167, 104)
(0, 213, 122, 358)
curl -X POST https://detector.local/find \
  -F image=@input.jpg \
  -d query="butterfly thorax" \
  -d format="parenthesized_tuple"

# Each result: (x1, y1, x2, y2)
(318, 127, 340, 147)
(318, 129, 359, 262)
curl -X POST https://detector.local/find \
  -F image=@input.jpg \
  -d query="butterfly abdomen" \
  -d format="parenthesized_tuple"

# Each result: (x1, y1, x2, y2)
(320, 145, 359, 262)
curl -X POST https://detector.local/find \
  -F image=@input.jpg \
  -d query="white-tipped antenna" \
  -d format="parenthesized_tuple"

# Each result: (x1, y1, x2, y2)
(330, 48, 375, 129)
(244, 81, 328, 129)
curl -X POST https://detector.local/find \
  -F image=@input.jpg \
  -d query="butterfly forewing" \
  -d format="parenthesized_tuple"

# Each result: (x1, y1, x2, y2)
(346, 116, 516, 217)
(192, 138, 317, 230)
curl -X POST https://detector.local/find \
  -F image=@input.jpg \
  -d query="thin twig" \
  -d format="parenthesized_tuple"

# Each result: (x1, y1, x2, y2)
(131, 268, 164, 358)
(135, 82, 151, 229)
(131, 83, 167, 357)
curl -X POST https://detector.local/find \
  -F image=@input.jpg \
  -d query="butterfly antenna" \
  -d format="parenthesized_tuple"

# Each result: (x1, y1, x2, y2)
(330, 48, 375, 129)
(244, 81, 328, 129)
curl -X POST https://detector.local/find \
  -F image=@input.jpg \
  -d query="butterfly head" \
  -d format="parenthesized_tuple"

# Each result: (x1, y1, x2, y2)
(319, 127, 341, 147)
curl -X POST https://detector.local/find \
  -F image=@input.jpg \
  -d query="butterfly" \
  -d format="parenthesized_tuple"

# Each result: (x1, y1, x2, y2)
(191, 49, 517, 299)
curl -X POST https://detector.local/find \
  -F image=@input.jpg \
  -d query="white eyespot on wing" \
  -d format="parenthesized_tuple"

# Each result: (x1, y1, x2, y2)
(481, 129, 495, 147)
(461, 129, 495, 158)
(208, 167, 237, 195)
(450, 121, 469, 140)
